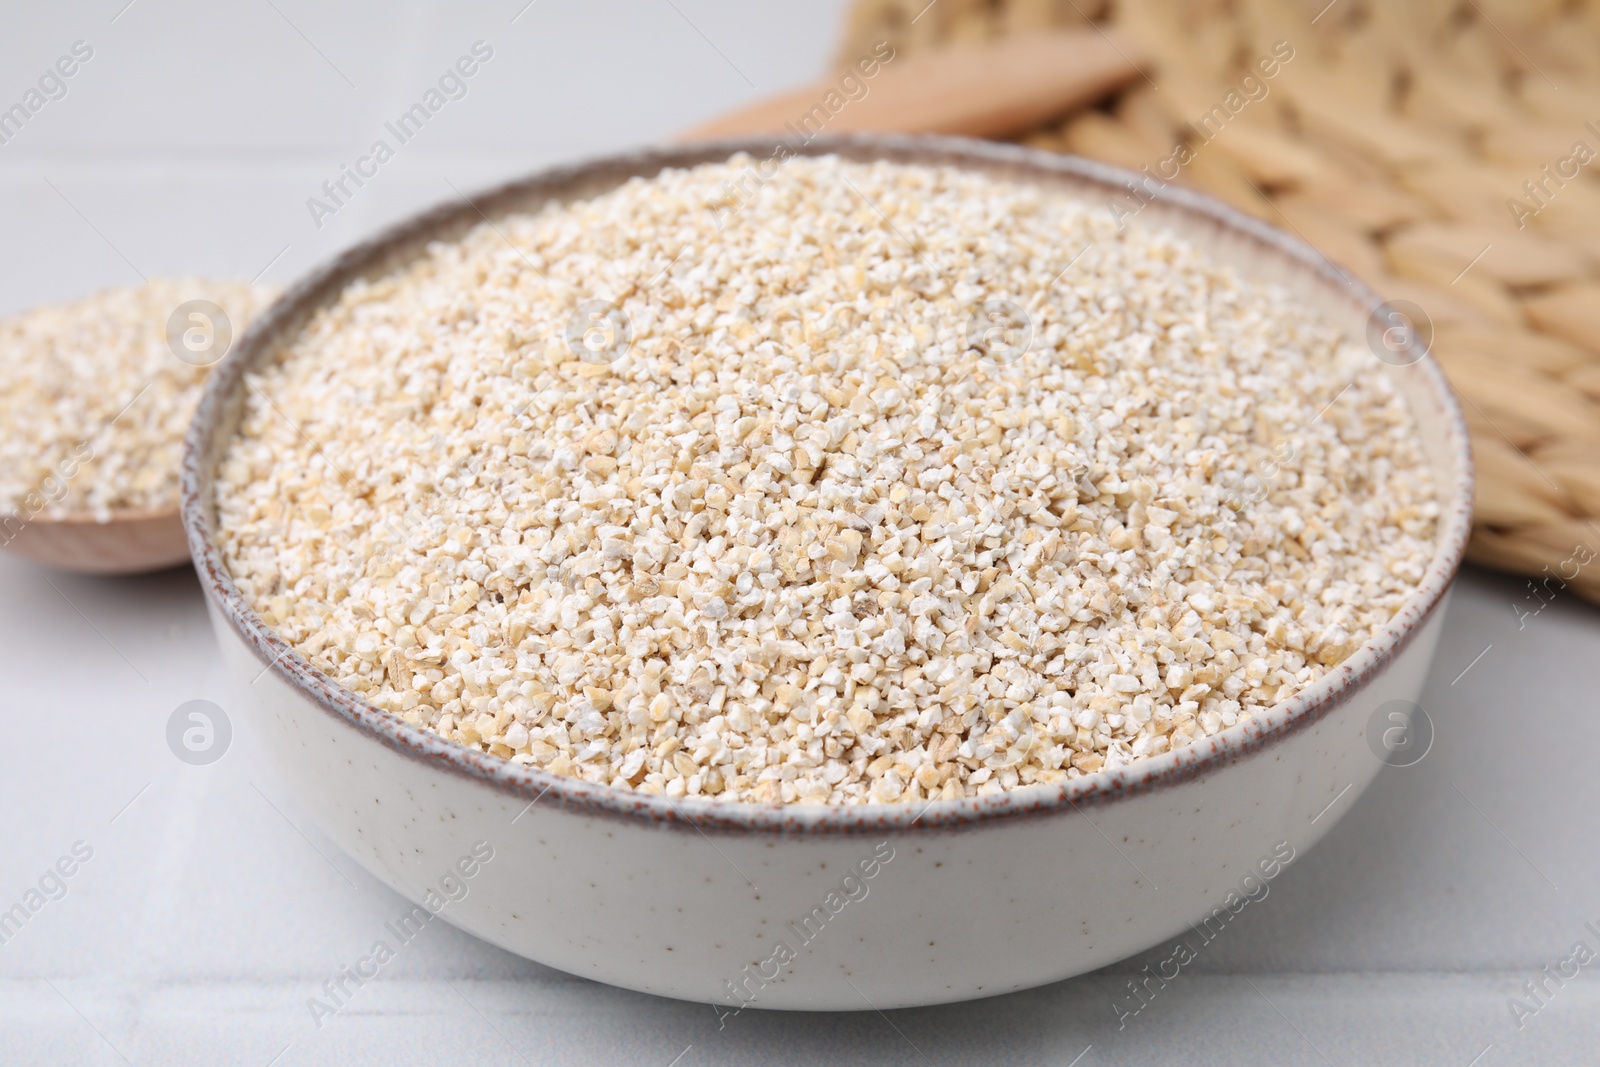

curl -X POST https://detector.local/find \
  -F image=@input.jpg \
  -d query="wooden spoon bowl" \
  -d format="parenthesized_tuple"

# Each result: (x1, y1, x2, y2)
(2, 505, 189, 574)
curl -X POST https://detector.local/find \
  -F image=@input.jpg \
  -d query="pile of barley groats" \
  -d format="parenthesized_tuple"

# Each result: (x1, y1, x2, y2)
(0, 278, 272, 521)
(216, 155, 1438, 805)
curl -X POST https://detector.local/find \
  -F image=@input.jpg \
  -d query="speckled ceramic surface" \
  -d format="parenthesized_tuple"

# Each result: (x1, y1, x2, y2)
(180, 134, 1473, 1010)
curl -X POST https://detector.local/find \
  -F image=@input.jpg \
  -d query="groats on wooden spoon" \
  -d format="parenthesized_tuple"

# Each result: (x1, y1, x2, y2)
(678, 27, 1149, 142)
(2, 507, 189, 575)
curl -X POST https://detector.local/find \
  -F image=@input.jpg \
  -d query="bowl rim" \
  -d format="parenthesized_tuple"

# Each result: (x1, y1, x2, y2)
(180, 132, 1474, 836)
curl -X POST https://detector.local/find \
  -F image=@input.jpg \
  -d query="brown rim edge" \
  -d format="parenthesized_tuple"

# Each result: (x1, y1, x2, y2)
(179, 133, 1474, 837)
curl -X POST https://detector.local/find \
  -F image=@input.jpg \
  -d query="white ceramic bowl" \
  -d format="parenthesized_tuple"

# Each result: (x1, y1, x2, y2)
(181, 134, 1472, 1011)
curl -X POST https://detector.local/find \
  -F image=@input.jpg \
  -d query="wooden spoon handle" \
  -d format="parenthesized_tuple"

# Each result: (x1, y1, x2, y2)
(679, 27, 1148, 142)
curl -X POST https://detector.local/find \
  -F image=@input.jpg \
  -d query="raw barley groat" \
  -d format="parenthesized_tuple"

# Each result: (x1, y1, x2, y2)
(0, 278, 274, 521)
(216, 155, 1438, 806)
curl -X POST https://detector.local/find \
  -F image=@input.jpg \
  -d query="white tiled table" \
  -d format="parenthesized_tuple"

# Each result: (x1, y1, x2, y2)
(2, 4, 1597, 1063)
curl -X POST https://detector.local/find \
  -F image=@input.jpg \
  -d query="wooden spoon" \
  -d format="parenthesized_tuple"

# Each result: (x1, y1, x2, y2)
(2, 506, 189, 575)
(678, 27, 1149, 142)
